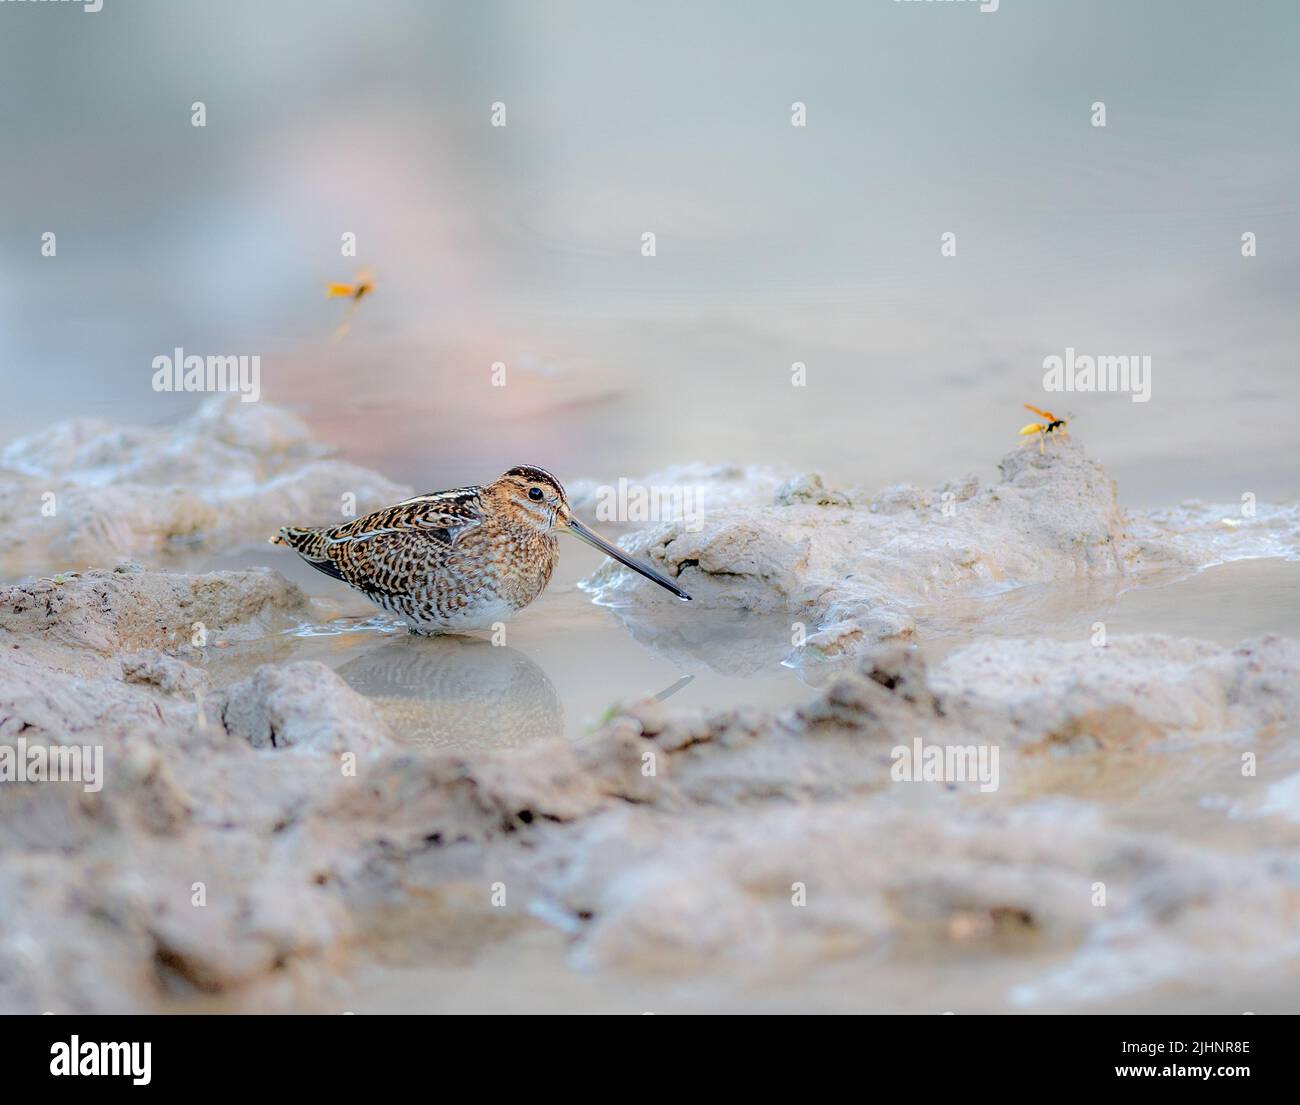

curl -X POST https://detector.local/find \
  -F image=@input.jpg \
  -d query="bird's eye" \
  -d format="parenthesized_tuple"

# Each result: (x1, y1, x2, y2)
(528, 487, 544, 502)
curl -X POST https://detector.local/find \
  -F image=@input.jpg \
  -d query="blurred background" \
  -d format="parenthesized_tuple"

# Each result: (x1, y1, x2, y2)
(1, 0, 1297, 508)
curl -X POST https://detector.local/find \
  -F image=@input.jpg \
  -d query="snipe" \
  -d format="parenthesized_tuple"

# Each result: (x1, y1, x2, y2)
(271, 465, 691, 633)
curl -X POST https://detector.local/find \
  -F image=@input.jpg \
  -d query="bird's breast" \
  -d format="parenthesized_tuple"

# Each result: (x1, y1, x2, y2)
(454, 527, 558, 612)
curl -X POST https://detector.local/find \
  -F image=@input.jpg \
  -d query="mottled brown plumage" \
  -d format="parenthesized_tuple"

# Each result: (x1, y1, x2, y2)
(271, 465, 690, 633)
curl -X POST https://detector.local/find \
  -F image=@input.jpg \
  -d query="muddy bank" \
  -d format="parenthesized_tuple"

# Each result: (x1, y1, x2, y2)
(1, 402, 1297, 1013)
(585, 439, 1300, 657)
(1, 564, 1298, 1012)
(0, 398, 411, 575)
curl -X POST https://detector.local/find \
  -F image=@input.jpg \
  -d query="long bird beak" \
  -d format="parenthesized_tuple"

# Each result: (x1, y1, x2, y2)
(563, 517, 692, 602)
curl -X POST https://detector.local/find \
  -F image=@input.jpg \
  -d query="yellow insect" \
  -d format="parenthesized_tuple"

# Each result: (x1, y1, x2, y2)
(1018, 403, 1069, 454)
(326, 267, 374, 341)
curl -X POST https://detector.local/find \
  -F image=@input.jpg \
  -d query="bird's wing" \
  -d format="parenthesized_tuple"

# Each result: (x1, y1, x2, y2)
(279, 487, 485, 598)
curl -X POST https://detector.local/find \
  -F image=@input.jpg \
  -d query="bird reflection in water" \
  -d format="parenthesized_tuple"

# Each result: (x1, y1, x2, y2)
(336, 636, 564, 751)
(334, 635, 697, 752)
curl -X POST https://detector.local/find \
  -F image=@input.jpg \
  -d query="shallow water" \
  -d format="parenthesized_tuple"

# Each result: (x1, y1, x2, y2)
(185, 540, 1300, 762)
(201, 539, 816, 749)
(917, 556, 1300, 659)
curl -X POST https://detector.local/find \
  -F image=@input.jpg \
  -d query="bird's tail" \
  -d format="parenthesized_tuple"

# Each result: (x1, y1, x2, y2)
(269, 524, 349, 582)
(269, 525, 331, 558)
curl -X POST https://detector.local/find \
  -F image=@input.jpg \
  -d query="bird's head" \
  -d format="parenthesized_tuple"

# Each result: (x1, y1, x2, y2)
(487, 465, 691, 601)
(487, 465, 571, 532)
